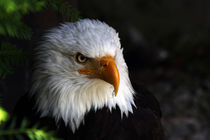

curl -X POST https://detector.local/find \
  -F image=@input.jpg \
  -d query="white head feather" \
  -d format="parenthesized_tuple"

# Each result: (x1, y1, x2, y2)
(31, 19, 135, 132)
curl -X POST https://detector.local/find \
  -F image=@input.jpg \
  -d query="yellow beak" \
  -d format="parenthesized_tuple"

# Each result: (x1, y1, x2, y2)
(78, 56, 120, 96)
(100, 56, 120, 96)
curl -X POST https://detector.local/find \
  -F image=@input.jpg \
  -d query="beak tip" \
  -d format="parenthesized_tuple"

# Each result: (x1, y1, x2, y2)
(114, 88, 118, 96)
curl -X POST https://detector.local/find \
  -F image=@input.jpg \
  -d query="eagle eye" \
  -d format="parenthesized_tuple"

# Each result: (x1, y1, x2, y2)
(75, 53, 88, 64)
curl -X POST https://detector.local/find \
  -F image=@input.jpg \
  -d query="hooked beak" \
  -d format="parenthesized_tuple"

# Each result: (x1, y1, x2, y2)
(78, 56, 120, 96)
(99, 56, 120, 96)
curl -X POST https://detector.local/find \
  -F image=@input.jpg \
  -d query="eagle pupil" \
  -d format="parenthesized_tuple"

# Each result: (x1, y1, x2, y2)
(76, 53, 87, 63)
(80, 55, 85, 61)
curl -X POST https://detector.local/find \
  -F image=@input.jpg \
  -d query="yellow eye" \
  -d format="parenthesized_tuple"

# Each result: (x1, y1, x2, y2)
(75, 53, 88, 64)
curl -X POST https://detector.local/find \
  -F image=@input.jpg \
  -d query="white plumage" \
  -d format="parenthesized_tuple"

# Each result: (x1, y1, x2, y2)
(31, 19, 135, 132)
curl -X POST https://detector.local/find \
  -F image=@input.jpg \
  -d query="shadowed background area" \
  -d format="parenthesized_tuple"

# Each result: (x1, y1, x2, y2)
(1, 0, 210, 140)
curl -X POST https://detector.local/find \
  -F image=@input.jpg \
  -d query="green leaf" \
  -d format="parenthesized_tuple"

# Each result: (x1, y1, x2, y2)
(27, 132, 36, 140)
(0, 107, 9, 124)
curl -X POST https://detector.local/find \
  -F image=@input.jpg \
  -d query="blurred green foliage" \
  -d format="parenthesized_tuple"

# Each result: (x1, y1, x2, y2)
(0, 110, 59, 140)
(0, 0, 80, 139)
(0, 0, 80, 39)
(0, 0, 80, 79)
(0, 0, 45, 39)
(0, 0, 45, 79)
(0, 107, 9, 124)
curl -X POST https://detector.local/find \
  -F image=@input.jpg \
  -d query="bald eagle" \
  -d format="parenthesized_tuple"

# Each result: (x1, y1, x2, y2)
(14, 19, 165, 140)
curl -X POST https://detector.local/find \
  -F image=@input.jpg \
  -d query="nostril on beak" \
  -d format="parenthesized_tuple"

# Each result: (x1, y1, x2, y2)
(102, 63, 108, 67)
(101, 61, 109, 68)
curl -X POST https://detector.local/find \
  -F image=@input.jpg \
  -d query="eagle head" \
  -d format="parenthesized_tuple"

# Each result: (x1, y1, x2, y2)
(31, 19, 135, 132)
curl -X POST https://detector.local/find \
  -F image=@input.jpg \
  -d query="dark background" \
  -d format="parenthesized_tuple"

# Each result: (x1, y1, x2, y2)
(1, 0, 210, 140)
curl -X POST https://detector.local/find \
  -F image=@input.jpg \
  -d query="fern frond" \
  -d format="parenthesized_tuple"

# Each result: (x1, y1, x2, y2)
(0, 112, 60, 140)
(0, 128, 59, 140)
(0, 0, 45, 39)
